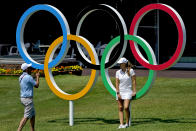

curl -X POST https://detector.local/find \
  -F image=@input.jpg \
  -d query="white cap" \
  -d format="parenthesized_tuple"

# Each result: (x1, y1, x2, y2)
(117, 57, 128, 64)
(21, 63, 32, 71)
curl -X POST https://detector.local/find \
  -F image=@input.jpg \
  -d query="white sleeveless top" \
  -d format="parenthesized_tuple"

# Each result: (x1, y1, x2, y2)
(116, 69, 135, 93)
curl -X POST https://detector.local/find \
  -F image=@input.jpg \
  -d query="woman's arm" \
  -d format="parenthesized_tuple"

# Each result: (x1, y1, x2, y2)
(116, 78, 121, 99)
(131, 75, 136, 96)
(116, 78, 120, 92)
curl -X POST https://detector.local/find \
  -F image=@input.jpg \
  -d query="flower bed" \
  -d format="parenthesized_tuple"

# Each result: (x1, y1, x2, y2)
(0, 65, 83, 76)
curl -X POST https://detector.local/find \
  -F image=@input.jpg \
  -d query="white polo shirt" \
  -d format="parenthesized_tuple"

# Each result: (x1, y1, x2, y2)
(116, 69, 135, 93)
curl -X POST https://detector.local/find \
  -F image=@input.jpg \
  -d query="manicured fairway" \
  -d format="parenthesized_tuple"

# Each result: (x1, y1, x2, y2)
(0, 75, 196, 131)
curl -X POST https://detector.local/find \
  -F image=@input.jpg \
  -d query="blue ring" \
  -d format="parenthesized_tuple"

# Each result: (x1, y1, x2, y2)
(16, 4, 68, 69)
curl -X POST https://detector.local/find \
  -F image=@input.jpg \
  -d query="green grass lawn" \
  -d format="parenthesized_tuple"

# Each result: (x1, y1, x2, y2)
(0, 74, 196, 131)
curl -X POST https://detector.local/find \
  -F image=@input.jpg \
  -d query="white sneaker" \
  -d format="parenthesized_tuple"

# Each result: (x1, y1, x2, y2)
(124, 123, 129, 128)
(118, 124, 126, 129)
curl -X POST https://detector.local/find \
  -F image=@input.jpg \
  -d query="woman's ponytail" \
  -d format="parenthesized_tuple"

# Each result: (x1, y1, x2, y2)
(127, 61, 135, 76)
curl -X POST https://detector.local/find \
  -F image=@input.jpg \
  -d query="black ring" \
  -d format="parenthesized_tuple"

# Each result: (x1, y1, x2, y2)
(75, 4, 127, 70)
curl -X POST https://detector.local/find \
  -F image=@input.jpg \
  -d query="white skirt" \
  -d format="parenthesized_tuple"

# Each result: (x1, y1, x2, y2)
(116, 91, 132, 100)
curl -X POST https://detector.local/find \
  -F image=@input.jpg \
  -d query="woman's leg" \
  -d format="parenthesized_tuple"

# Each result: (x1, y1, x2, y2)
(124, 99, 131, 125)
(117, 99, 124, 125)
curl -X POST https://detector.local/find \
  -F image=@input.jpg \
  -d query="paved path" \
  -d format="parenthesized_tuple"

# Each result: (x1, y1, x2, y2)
(82, 69, 196, 78)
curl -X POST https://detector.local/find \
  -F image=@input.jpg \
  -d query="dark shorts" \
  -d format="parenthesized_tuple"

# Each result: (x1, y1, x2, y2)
(20, 98, 35, 118)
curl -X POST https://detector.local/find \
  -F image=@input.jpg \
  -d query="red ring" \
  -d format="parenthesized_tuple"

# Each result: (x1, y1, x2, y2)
(129, 4, 186, 70)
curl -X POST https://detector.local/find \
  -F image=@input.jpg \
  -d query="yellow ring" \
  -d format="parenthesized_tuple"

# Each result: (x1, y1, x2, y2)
(44, 35, 97, 100)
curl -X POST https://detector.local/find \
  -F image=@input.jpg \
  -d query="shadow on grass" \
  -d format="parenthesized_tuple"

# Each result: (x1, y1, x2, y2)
(47, 117, 196, 126)
(48, 117, 119, 125)
(132, 118, 196, 126)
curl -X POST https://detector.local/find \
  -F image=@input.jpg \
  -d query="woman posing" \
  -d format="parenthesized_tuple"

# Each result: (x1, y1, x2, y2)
(116, 57, 136, 129)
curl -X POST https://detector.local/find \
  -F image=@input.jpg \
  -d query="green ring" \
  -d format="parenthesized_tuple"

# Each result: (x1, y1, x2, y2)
(101, 35, 156, 100)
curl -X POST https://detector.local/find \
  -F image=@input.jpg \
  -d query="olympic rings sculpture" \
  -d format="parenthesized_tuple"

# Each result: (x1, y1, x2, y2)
(16, 3, 186, 100)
